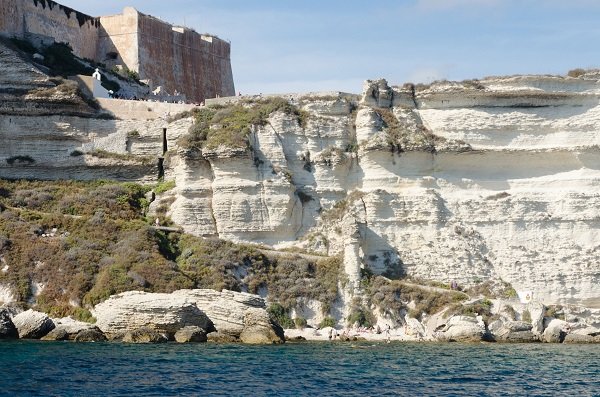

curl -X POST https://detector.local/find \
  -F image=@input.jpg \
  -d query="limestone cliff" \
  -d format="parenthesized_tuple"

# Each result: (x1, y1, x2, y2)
(167, 76, 600, 309)
(1, 38, 599, 313)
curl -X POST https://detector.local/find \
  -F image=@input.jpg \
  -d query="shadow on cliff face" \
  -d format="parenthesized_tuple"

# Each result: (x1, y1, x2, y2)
(359, 225, 406, 279)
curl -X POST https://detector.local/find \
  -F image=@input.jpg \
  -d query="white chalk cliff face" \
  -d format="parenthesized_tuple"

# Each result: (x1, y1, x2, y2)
(169, 77, 600, 308)
(1, 36, 598, 309)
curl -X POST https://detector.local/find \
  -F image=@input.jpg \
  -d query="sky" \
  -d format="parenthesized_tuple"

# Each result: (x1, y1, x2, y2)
(59, 0, 600, 95)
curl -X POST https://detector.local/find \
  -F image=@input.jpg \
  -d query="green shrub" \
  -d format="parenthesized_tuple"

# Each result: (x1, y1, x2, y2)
(42, 42, 94, 77)
(154, 180, 176, 194)
(568, 68, 586, 78)
(294, 317, 307, 329)
(9, 37, 37, 54)
(267, 303, 294, 329)
(319, 317, 336, 328)
(6, 155, 35, 165)
(521, 309, 532, 323)
(347, 299, 375, 327)
(446, 299, 494, 321)
(101, 77, 120, 93)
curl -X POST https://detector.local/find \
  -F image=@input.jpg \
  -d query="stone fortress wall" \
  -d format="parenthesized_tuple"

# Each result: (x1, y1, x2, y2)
(0, 0, 101, 60)
(98, 7, 235, 103)
(0, 0, 234, 103)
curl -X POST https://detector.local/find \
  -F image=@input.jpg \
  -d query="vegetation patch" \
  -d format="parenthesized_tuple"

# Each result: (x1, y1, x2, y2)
(154, 180, 176, 195)
(41, 42, 94, 77)
(88, 149, 154, 165)
(178, 98, 307, 151)
(373, 107, 444, 153)
(319, 317, 336, 328)
(366, 276, 467, 321)
(9, 38, 37, 54)
(267, 303, 294, 329)
(465, 280, 517, 299)
(6, 156, 35, 165)
(321, 190, 365, 222)
(177, 235, 345, 315)
(347, 297, 376, 327)
(445, 299, 493, 321)
(567, 68, 586, 78)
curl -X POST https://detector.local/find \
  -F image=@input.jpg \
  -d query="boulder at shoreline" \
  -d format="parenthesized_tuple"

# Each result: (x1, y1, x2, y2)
(93, 289, 285, 344)
(0, 308, 18, 339)
(123, 327, 168, 343)
(12, 309, 55, 339)
(42, 317, 102, 341)
(93, 290, 215, 339)
(239, 308, 285, 344)
(174, 326, 207, 343)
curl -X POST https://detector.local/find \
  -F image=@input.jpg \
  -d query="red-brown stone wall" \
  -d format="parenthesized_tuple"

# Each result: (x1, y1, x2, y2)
(137, 13, 234, 103)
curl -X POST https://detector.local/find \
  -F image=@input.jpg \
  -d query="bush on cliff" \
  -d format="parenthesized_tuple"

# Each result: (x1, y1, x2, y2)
(178, 98, 307, 151)
(41, 42, 94, 77)
(366, 276, 467, 320)
(267, 303, 294, 329)
(176, 234, 344, 314)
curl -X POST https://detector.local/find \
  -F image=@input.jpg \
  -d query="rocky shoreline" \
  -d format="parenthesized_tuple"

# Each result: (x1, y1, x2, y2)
(0, 289, 285, 344)
(1, 289, 598, 345)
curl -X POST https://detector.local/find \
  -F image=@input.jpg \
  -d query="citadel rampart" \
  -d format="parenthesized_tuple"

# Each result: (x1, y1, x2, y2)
(0, 0, 100, 60)
(0, 0, 234, 102)
(98, 7, 235, 103)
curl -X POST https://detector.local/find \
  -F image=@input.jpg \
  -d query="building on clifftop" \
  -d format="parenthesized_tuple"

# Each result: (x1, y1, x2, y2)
(0, 0, 235, 103)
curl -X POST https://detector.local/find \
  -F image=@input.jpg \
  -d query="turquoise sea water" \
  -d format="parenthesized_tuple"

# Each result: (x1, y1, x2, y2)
(0, 341, 598, 397)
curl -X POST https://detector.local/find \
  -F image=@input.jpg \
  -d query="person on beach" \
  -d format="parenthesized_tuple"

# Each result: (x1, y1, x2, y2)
(328, 328, 332, 341)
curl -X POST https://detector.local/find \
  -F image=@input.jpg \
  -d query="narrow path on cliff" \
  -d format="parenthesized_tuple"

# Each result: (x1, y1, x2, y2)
(0, 204, 84, 219)
(258, 248, 328, 262)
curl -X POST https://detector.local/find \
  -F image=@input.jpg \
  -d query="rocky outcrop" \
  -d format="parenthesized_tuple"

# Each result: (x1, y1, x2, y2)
(172, 77, 600, 314)
(563, 334, 598, 344)
(42, 321, 106, 342)
(41, 317, 101, 341)
(123, 327, 168, 344)
(12, 309, 55, 339)
(0, 308, 18, 339)
(239, 308, 285, 344)
(542, 319, 570, 343)
(92, 289, 284, 343)
(490, 321, 539, 343)
(41, 328, 69, 341)
(171, 289, 267, 337)
(207, 332, 240, 343)
(93, 290, 215, 339)
(435, 316, 486, 342)
(74, 329, 107, 342)
(174, 326, 207, 343)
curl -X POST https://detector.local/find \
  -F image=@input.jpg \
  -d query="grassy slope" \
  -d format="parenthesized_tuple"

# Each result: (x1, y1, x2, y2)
(0, 179, 342, 322)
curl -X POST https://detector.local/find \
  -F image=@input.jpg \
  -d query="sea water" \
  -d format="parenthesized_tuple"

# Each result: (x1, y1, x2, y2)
(1, 341, 598, 396)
